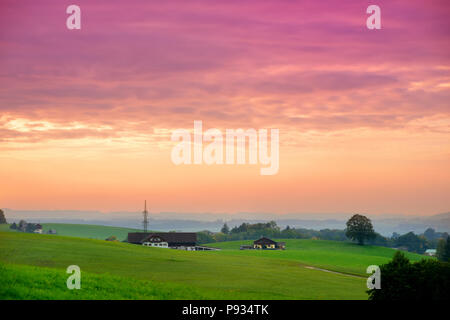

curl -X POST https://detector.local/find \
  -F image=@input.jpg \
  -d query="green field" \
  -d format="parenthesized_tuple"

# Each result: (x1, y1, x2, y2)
(0, 263, 205, 300)
(0, 229, 429, 300)
(208, 239, 427, 276)
(0, 224, 17, 232)
(40, 223, 140, 241)
(0, 223, 140, 241)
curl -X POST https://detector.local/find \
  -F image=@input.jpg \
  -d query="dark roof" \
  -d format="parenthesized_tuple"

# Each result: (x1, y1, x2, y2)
(127, 232, 146, 243)
(253, 237, 277, 245)
(128, 232, 196, 244)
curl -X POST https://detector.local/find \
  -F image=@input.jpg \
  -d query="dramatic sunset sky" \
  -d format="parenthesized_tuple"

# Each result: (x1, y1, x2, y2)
(0, 0, 449, 216)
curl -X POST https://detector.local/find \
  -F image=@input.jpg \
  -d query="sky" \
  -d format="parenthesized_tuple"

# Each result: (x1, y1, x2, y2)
(0, 0, 449, 216)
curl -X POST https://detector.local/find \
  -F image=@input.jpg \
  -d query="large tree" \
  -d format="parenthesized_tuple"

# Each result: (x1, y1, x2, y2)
(345, 214, 376, 245)
(0, 209, 6, 224)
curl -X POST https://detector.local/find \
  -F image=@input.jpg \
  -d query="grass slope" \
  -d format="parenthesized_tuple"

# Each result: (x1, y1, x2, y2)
(207, 239, 428, 276)
(0, 264, 205, 300)
(0, 224, 16, 232)
(40, 223, 140, 241)
(0, 231, 368, 300)
(0, 223, 140, 241)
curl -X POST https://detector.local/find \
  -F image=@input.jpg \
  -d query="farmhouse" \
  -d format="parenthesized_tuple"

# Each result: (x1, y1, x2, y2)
(128, 232, 197, 250)
(33, 223, 43, 234)
(240, 237, 286, 250)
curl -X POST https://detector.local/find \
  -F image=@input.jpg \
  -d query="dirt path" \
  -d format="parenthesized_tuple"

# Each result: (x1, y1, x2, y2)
(303, 265, 365, 279)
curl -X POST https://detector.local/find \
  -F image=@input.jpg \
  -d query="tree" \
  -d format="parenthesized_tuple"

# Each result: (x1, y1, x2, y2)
(10, 222, 17, 230)
(345, 214, 376, 245)
(445, 237, 450, 262)
(25, 223, 37, 233)
(0, 209, 6, 224)
(18, 220, 27, 232)
(423, 228, 436, 241)
(394, 232, 428, 254)
(437, 236, 450, 262)
(368, 251, 450, 300)
(196, 230, 215, 244)
(437, 238, 447, 262)
(368, 232, 392, 247)
(221, 223, 230, 235)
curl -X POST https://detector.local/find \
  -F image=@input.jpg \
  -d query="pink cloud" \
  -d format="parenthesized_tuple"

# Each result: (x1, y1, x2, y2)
(0, 0, 449, 139)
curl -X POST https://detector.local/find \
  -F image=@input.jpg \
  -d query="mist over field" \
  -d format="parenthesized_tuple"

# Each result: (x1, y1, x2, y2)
(2, 208, 449, 236)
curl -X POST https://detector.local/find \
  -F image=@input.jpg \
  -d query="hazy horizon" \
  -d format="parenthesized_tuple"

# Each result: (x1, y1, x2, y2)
(3, 207, 448, 220)
(3, 208, 449, 236)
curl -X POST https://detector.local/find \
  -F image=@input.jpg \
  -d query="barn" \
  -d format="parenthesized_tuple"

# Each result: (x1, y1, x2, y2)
(127, 232, 197, 250)
(253, 237, 285, 250)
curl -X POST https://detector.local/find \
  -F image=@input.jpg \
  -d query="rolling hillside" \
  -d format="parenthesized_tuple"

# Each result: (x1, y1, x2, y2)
(0, 230, 429, 300)
(207, 239, 428, 276)
(0, 231, 365, 299)
(0, 223, 140, 241)
(40, 223, 140, 241)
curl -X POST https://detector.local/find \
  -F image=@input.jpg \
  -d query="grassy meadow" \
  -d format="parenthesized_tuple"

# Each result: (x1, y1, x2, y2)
(0, 263, 205, 300)
(208, 239, 427, 276)
(0, 228, 429, 300)
(40, 223, 140, 241)
(0, 223, 139, 241)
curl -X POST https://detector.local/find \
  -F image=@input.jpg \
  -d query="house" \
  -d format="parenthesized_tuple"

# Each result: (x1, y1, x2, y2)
(252, 237, 285, 250)
(425, 249, 437, 256)
(33, 223, 43, 234)
(127, 232, 197, 250)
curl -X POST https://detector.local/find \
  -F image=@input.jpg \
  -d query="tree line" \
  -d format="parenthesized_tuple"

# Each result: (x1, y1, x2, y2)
(198, 214, 450, 256)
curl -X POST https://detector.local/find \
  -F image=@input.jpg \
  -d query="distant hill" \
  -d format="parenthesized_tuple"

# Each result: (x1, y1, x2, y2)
(429, 212, 450, 220)
(2, 208, 449, 236)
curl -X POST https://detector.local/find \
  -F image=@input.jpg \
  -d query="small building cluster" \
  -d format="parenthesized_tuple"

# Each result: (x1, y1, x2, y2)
(127, 232, 216, 251)
(240, 237, 286, 250)
(47, 228, 57, 234)
(129, 202, 221, 251)
(10, 221, 44, 233)
(128, 203, 284, 252)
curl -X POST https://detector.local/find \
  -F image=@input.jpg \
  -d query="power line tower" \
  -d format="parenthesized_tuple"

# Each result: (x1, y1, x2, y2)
(142, 200, 149, 233)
